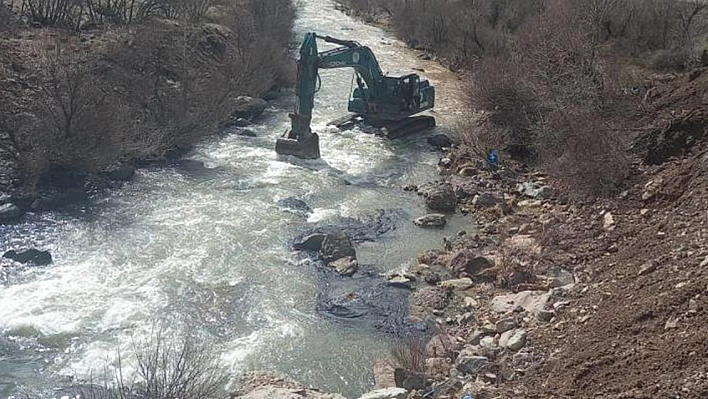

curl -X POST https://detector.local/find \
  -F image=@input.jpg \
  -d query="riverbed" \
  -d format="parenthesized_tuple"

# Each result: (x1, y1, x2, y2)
(0, 1, 466, 397)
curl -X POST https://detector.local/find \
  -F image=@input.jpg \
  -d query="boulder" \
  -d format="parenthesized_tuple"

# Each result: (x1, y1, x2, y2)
(373, 359, 397, 389)
(3, 249, 52, 266)
(447, 249, 494, 277)
(230, 96, 268, 119)
(357, 388, 407, 399)
(456, 356, 488, 375)
(427, 134, 453, 149)
(330, 256, 358, 276)
(413, 286, 450, 310)
(491, 291, 550, 316)
(105, 164, 136, 181)
(413, 213, 446, 228)
(394, 369, 426, 390)
(417, 182, 456, 212)
(293, 233, 326, 251)
(320, 230, 356, 263)
(0, 203, 21, 223)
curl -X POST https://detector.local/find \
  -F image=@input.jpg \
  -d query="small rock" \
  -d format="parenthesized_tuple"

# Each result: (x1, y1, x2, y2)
(456, 356, 488, 375)
(417, 182, 457, 212)
(464, 296, 478, 308)
(3, 249, 52, 266)
(414, 286, 450, 310)
(537, 309, 555, 322)
(468, 329, 484, 345)
(0, 203, 22, 223)
(700, 256, 708, 268)
(440, 278, 473, 291)
(495, 318, 517, 334)
(479, 336, 496, 349)
(642, 178, 663, 201)
(547, 267, 575, 287)
(664, 318, 679, 330)
(518, 199, 542, 208)
(425, 357, 451, 378)
(507, 329, 527, 351)
(638, 261, 658, 276)
(387, 276, 412, 289)
(640, 208, 650, 216)
(498, 330, 513, 348)
(516, 182, 551, 199)
(481, 322, 496, 334)
(438, 158, 452, 168)
(447, 249, 494, 278)
(472, 193, 501, 210)
(458, 166, 478, 177)
(356, 387, 408, 399)
(413, 213, 446, 228)
(330, 256, 358, 276)
(0, 192, 11, 205)
(603, 212, 615, 231)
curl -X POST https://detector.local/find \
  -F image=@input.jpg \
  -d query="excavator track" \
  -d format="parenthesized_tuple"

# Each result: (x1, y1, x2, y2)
(328, 114, 436, 139)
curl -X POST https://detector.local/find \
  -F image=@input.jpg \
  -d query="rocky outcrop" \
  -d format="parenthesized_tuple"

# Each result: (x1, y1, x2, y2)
(3, 249, 52, 266)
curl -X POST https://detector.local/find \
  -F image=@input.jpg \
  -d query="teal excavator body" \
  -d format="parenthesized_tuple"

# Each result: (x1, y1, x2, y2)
(276, 32, 436, 159)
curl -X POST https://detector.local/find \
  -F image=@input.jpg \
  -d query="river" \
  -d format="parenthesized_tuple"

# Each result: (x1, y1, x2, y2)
(0, 1, 465, 397)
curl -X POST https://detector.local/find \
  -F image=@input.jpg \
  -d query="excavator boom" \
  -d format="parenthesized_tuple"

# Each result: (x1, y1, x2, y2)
(275, 32, 435, 159)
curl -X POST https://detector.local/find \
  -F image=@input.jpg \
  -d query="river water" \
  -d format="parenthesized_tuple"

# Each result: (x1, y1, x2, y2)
(0, 1, 465, 398)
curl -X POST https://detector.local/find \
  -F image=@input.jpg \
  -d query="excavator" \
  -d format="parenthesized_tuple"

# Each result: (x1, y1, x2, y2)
(275, 32, 436, 159)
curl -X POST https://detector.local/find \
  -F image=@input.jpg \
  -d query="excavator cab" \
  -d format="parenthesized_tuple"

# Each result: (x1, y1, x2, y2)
(348, 73, 435, 122)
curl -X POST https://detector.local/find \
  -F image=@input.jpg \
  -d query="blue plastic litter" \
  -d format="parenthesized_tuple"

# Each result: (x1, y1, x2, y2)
(487, 149, 499, 170)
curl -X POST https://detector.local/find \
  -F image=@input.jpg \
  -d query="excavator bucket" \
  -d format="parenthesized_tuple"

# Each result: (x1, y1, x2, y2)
(276, 113, 321, 159)
(275, 133, 320, 159)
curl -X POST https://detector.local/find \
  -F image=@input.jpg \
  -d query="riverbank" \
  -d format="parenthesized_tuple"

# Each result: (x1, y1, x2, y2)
(0, 0, 294, 221)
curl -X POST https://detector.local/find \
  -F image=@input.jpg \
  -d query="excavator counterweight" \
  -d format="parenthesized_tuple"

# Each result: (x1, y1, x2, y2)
(276, 32, 435, 159)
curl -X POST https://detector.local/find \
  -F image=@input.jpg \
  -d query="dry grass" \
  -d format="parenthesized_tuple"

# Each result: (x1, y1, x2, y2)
(389, 335, 427, 373)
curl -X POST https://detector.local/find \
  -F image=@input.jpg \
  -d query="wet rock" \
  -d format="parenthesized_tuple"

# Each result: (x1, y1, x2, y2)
(413, 286, 450, 310)
(220, 117, 252, 128)
(507, 329, 527, 351)
(3, 249, 52, 266)
(277, 197, 313, 216)
(440, 278, 473, 291)
(427, 134, 453, 149)
(417, 181, 456, 212)
(447, 249, 494, 278)
(293, 233, 326, 251)
(105, 164, 136, 181)
(320, 230, 356, 263)
(456, 356, 488, 375)
(357, 387, 407, 399)
(330, 256, 358, 276)
(230, 96, 268, 119)
(394, 369, 426, 390)
(297, 209, 406, 244)
(472, 193, 501, 210)
(0, 203, 21, 223)
(387, 275, 412, 289)
(31, 189, 87, 211)
(413, 213, 446, 228)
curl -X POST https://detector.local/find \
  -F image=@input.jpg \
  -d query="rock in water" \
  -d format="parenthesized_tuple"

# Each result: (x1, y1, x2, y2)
(235, 129, 258, 137)
(230, 96, 268, 119)
(293, 233, 326, 251)
(3, 249, 52, 266)
(417, 182, 456, 212)
(413, 213, 446, 228)
(105, 164, 136, 181)
(320, 230, 356, 263)
(330, 256, 358, 276)
(427, 134, 453, 149)
(0, 203, 21, 223)
(277, 197, 312, 215)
